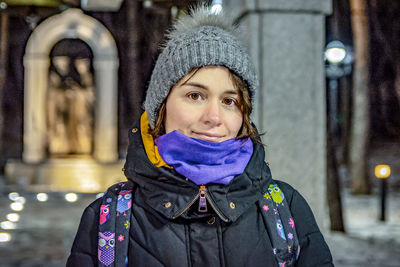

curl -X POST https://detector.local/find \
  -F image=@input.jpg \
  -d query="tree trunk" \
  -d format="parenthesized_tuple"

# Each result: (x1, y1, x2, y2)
(349, 0, 371, 194)
(395, 65, 400, 109)
(125, 0, 144, 121)
(0, 13, 9, 174)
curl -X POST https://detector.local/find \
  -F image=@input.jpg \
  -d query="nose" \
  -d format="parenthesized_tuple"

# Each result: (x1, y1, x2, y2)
(201, 100, 223, 127)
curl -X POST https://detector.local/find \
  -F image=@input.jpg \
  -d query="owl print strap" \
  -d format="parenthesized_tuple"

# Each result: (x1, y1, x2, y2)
(98, 181, 134, 267)
(258, 183, 300, 267)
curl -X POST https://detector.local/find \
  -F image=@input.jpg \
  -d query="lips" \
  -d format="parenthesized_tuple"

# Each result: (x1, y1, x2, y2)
(191, 131, 225, 142)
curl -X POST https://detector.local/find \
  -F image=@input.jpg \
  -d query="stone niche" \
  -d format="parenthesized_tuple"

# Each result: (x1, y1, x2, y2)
(5, 8, 125, 193)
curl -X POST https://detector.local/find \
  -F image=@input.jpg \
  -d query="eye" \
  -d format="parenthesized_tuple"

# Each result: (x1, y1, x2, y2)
(277, 223, 282, 229)
(99, 238, 106, 247)
(109, 239, 115, 247)
(222, 97, 237, 106)
(124, 194, 131, 200)
(103, 207, 109, 214)
(118, 195, 122, 200)
(187, 92, 203, 101)
(274, 187, 280, 192)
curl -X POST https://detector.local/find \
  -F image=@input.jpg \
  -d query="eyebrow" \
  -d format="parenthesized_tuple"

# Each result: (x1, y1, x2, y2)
(183, 82, 238, 95)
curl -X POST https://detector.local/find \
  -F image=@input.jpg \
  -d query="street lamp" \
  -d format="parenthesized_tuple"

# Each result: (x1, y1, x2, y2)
(325, 41, 346, 64)
(324, 40, 353, 136)
(375, 164, 391, 221)
(211, 0, 223, 14)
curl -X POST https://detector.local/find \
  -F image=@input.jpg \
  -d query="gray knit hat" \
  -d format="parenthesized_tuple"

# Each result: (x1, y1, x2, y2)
(144, 5, 258, 128)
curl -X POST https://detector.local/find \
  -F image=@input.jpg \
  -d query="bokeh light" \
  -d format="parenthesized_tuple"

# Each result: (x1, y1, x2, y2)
(15, 196, 26, 205)
(8, 192, 19, 201)
(375, 165, 391, 179)
(1, 221, 16, 230)
(10, 202, 24, 211)
(36, 193, 49, 202)
(65, 193, 78, 202)
(0, 232, 11, 242)
(6, 213, 20, 222)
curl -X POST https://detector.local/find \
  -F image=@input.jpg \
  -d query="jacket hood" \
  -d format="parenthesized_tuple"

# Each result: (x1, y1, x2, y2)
(123, 118, 272, 223)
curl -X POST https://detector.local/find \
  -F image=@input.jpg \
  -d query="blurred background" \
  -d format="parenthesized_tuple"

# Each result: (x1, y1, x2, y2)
(0, 0, 399, 266)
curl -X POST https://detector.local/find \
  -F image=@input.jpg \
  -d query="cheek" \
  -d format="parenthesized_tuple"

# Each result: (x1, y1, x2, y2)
(229, 113, 244, 135)
(165, 101, 192, 133)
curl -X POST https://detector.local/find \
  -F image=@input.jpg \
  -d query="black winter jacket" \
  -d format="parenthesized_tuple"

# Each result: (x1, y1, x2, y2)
(67, 121, 333, 267)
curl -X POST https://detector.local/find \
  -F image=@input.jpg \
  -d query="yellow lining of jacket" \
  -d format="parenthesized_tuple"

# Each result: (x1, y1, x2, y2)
(140, 112, 172, 168)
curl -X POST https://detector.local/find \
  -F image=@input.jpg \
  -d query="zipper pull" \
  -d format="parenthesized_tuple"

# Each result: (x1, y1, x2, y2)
(198, 185, 208, 213)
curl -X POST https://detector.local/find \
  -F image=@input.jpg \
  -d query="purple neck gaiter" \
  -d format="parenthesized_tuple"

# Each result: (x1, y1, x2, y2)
(155, 131, 253, 185)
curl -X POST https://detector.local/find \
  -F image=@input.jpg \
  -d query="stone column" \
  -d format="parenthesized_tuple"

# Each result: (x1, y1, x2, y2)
(225, 0, 332, 229)
(23, 55, 50, 163)
(93, 58, 119, 163)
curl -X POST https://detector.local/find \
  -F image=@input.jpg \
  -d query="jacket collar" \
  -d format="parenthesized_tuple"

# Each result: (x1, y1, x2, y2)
(123, 115, 272, 223)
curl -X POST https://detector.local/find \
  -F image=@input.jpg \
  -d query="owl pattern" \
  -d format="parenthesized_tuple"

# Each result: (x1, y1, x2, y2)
(276, 219, 286, 240)
(260, 183, 300, 264)
(98, 182, 134, 267)
(117, 190, 132, 216)
(100, 204, 110, 225)
(98, 231, 115, 266)
(268, 184, 285, 205)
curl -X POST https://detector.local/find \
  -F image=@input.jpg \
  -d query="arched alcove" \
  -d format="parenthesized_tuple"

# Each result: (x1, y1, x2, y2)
(23, 8, 119, 163)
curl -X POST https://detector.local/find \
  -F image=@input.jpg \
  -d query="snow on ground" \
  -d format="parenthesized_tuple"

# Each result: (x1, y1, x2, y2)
(329, 139, 400, 266)
(327, 190, 400, 267)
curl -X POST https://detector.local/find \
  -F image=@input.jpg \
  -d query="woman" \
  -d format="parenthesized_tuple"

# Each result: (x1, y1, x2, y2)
(67, 6, 333, 267)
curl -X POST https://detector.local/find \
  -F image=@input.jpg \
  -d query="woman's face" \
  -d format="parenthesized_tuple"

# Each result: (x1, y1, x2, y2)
(165, 66, 243, 142)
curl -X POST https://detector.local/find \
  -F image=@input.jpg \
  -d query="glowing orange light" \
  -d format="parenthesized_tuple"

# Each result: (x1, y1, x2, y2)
(375, 165, 391, 179)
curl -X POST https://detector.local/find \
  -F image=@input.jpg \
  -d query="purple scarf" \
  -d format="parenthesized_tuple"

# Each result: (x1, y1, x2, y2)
(155, 131, 253, 185)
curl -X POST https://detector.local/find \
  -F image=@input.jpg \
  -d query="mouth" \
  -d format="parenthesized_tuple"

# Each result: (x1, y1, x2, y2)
(191, 131, 225, 142)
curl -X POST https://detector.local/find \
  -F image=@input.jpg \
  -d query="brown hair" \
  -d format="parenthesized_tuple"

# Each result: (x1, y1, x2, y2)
(149, 67, 262, 142)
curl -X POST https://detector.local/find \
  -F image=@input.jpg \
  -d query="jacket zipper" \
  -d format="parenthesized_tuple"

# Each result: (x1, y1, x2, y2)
(204, 188, 229, 222)
(172, 185, 229, 222)
(172, 191, 200, 220)
(198, 185, 208, 212)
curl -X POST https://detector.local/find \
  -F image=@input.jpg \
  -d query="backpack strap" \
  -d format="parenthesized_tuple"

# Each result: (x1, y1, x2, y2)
(258, 183, 300, 267)
(98, 181, 134, 267)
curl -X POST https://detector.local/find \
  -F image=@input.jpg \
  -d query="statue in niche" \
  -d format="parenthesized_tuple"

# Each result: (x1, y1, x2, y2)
(47, 56, 95, 156)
